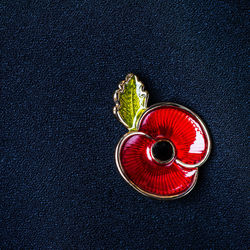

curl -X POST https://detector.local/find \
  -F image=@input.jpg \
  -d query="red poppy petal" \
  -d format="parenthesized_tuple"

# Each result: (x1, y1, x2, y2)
(117, 132, 198, 198)
(138, 104, 209, 166)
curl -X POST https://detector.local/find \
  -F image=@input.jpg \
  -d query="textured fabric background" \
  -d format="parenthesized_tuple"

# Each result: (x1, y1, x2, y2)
(1, 1, 249, 249)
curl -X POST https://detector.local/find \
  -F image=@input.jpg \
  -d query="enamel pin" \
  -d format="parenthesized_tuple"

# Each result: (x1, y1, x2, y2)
(114, 74, 211, 199)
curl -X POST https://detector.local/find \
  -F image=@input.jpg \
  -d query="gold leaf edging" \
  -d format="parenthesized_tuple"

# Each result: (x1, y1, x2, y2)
(113, 73, 149, 130)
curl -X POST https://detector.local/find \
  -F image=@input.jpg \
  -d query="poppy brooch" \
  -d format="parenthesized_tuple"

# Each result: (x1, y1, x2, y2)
(113, 74, 211, 199)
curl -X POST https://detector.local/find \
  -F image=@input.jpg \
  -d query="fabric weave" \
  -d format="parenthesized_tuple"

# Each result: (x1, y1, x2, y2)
(1, 1, 249, 249)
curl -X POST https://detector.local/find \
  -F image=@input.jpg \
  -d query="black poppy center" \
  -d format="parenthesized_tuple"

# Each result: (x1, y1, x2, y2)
(152, 140, 174, 163)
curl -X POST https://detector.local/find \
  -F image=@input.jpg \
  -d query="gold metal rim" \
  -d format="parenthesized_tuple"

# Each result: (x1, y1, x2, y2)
(113, 73, 149, 129)
(136, 102, 212, 169)
(151, 139, 176, 165)
(114, 102, 212, 200)
(115, 131, 199, 200)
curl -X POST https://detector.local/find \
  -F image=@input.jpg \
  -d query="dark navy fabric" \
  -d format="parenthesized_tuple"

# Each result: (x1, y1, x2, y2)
(1, 1, 249, 249)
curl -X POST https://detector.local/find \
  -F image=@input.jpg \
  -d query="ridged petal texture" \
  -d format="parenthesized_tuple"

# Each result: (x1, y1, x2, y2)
(118, 105, 209, 197)
(139, 106, 208, 165)
(120, 133, 197, 196)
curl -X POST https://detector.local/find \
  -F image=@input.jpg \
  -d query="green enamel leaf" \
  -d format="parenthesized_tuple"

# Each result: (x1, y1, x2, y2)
(114, 74, 148, 130)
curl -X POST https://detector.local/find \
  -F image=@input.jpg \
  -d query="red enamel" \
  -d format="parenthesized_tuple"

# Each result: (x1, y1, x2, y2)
(118, 104, 210, 197)
(139, 106, 208, 165)
(120, 133, 197, 196)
